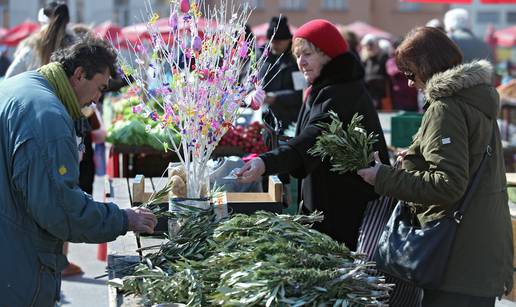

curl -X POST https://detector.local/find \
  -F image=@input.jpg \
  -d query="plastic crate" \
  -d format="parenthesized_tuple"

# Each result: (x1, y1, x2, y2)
(391, 112, 423, 148)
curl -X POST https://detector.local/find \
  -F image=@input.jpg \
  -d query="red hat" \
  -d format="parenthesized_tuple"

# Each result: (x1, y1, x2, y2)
(293, 19, 348, 58)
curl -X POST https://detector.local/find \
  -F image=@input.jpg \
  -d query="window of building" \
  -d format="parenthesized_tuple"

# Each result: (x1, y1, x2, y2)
(321, 0, 347, 11)
(477, 11, 500, 24)
(152, 0, 170, 16)
(0, 6, 5, 28)
(279, 0, 306, 11)
(398, 2, 422, 12)
(248, 0, 265, 10)
(0, 0, 7, 28)
(76, 0, 84, 23)
(507, 12, 516, 24)
(114, 0, 130, 26)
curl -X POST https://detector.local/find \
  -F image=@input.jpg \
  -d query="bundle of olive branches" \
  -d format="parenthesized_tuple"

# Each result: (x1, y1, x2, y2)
(109, 211, 391, 306)
(308, 111, 378, 174)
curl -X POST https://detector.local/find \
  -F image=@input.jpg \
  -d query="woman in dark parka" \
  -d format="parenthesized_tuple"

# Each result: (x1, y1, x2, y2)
(238, 19, 389, 250)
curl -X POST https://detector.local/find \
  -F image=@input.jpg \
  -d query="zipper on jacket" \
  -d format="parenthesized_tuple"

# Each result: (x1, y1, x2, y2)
(29, 265, 44, 307)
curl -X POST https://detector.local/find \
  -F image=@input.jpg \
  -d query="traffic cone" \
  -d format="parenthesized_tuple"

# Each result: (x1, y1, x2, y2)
(97, 243, 107, 261)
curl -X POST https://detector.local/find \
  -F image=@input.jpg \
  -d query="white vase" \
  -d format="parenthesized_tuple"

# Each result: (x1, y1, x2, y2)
(168, 164, 210, 237)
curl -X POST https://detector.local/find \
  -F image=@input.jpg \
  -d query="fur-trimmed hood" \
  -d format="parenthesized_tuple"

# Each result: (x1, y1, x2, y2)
(424, 60, 499, 119)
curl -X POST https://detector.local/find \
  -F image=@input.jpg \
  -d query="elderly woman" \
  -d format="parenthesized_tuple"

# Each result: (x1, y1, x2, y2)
(358, 27, 513, 306)
(238, 19, 389, 250)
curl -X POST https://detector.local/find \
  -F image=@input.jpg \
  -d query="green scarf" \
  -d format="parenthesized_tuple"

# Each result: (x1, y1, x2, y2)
(37, 62, 82, 120)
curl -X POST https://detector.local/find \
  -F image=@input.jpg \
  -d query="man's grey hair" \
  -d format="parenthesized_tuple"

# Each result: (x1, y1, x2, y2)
(444, 8, 471, 32)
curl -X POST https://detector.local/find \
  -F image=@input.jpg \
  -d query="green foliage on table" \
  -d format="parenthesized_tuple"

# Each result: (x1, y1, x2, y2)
(106, 96, 179, 151)
(109, 210, 390, 306)
(308, 112, 378, 174)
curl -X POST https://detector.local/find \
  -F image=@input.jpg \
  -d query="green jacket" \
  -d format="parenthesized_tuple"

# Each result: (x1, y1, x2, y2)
(375, 60, 513, 297)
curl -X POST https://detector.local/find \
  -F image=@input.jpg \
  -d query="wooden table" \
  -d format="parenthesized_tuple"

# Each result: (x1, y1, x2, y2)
(106, 175, 283, 306)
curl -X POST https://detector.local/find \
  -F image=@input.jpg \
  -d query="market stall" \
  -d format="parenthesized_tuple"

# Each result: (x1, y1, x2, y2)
(0, 20, 40, 46)
(104, 88, 268, 178)
(104, 173, 390, 306)
(104, 173, 283, 306)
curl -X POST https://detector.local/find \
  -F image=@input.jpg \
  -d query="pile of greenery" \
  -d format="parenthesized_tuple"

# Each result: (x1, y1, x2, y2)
(308, 112, 378, 174)
(106, 95, 180, 151)
(110, 209, 390, 306)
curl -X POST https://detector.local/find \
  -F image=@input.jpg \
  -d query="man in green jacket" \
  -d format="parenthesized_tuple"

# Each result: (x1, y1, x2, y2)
(0, 37, 157, 306)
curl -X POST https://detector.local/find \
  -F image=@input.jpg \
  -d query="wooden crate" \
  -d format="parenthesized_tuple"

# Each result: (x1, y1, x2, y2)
(132, 174, 283, 215)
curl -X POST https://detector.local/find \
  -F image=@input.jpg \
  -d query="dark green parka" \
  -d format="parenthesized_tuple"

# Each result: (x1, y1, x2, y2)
(375, 60, 513, 297)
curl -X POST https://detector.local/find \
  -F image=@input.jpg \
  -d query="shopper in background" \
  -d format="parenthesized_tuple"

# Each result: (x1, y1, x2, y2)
(444, 8, 494, 64)
(360, 34, 389, 109)
(426, 18, 445, 32)
(385, 39, 418, 111)
(338, 26, 360, 61)
(5, 2, 76, 78)
(259, 16, 303, 135)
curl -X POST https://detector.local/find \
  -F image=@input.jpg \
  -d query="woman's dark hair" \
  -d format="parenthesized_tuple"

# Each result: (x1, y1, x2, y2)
(50, 37, 117, 79)
(395, 27, 463, 83)
(39, 3, 71, 65)
(43, 1, 60, 18)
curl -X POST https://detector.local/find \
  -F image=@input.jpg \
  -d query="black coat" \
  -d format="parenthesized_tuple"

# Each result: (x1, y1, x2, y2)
(260, 53, 390, 250)
(259, 50, 303, 132)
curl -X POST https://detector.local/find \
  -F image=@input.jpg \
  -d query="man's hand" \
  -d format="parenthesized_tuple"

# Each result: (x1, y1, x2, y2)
(357, 151, 381, 186)
(124, 207, 158, 234)
(236, 158, 266, 183)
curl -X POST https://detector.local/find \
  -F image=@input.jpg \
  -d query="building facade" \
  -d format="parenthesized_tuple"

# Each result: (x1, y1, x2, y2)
(2, 0, 512, 41)
(1, 0, 170, 28)
(238, 0, 449, 39)
(452, 0, 516, 37)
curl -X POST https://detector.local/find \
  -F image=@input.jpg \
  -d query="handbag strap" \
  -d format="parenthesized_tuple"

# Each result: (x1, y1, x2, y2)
(452, 121, 496, 224)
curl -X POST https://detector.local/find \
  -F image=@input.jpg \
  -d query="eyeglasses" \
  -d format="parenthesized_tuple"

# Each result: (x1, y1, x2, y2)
(404, 71, 416, 82)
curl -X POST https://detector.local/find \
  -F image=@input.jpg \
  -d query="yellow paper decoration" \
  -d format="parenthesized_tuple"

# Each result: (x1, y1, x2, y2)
(149, 13, 160, 25)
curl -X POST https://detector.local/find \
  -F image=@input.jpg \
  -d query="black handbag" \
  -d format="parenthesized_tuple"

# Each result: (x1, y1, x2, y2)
(374, 126, 495, 289)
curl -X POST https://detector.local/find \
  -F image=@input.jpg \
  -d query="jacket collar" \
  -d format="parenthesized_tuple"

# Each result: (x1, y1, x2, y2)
(424, 60, 493, 103)
(311, 52, 365, 92)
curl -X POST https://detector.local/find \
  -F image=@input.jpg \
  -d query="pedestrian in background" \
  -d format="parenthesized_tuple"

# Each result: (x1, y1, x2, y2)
(444, 8, 494, 64)
(360, 34, 389, 109)
(4, 1, 76, 78)
(259, 16, 303, 135)
(358, 27, 513, 307)
(338, 26, 360, 62)
(385, 39, 418, 111)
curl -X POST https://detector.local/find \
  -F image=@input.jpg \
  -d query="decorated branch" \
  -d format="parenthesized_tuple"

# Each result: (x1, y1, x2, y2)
(114, 0, 276, 198)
